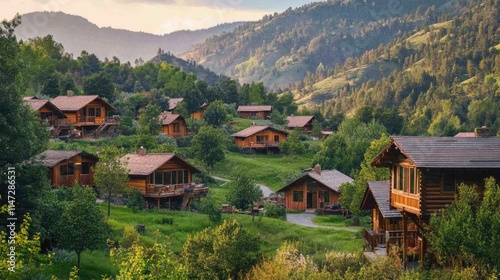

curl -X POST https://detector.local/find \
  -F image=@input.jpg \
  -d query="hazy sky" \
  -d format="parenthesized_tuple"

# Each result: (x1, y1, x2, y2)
(0, 0, 318, 34)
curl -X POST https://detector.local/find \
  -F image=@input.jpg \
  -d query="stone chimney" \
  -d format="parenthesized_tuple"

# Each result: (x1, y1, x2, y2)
(67, 90, 74, 96)
(138, 146, 146, 156)
(313, 164, 321, 175)
(474, 126, 491, 137)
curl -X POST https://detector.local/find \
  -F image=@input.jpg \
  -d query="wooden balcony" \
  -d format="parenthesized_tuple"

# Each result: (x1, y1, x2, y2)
(241, 141, 280, 149)
(57, 174, 94, 187)
(363, 228, 386, 251)
(145, 183, 208, 198)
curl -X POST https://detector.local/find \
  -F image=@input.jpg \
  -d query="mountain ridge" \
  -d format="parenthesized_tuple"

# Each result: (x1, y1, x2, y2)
(15, 11, 244, 63)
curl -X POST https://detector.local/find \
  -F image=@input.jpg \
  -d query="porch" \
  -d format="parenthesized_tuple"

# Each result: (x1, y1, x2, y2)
(363, 228, 420, 263)
(144, 183, 208, 198)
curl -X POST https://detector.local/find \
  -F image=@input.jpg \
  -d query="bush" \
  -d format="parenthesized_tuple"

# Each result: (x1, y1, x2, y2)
(322, 252, 364, 275)
(158, 217, 174, 225)
(264, 202, 286, 220)
(120, 225, 140, 249)
(193, 172, 215, 185)
(176, 135, 194, 148)
(201, 194, 222, 223)
(126, 189, 145, 213)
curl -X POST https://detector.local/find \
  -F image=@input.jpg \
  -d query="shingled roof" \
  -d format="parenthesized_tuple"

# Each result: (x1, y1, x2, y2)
(160, 112, 183, 125)
(230, 125, 288, 138)
(372, 136, 500, 168)
(167, 98, 184, 111)
(25, 99, 66, 118)
(360, 181, 402, 219)
(122, 153, 201, 176)
(237, 105, 272, 112)
(51, 95, 116, 111)
(286, 116, 314, 128)
(277, 169, 353, 193)
(34, 150, 98, 167)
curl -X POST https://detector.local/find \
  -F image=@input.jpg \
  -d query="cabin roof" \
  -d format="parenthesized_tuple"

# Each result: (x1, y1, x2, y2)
(23, 96, 38, 101)
(167, 98, 184, 111)
(237, 105, 272, 112)
(360, 181, 402, 219)
(372, 136, 500, 168)
(200, 102, 209, 108)
(25, 99, 67, 118)
(122, 153, 201, 176)
(34, 150, 98, 167)
(160, 112, 183, 125)
(321, 131, 333, 135)
(286, 116, 314, 128)
(277, 169, 353, 193)
(454, 132, 476, 137)
(230, 125, 288, 138)
(51, 95, 116, 111)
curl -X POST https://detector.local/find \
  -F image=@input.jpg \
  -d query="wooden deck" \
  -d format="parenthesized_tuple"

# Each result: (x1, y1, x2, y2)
(144, 183, 208, 198)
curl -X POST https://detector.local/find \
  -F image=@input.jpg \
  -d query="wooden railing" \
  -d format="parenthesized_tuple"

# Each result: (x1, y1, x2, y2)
(249, 141, 280, 148)
(145, 183, 207, 197)
(80, 116, 96, 123)
(58, 175, 75, 186)
(363, 229, 386, 250)
(385, 230, 418, 255)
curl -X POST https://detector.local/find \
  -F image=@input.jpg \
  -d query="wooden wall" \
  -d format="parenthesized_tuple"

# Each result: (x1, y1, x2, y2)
(234, 128, 287, 148)
(39, 106, 60, 125)
(49, 154, 98, 188)
(161, 119, 187, 138)
(191, 111, 204, 120)
(282, 178, 339, 210)
(238, 111, 271, 119)
(129, 176, 147, 194)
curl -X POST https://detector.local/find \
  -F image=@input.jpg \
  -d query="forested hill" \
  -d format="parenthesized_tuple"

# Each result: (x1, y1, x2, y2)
(15, 12, 243, 63)
(295, 0, 500, 136)
(149, 52, 225, 86)
(180, 0, 459, 89)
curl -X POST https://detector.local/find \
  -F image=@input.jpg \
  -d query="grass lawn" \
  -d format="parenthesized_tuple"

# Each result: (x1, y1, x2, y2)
(313, 215, 349, 227)
(229, 117, 261, 132)
(41, 204, 362, 279)
(213, 151, 314, 191)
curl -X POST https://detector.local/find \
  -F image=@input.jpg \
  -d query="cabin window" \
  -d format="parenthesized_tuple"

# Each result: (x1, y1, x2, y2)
(88, 108, 95, 116)
(392, 166, 398, 189)
(398, 166, 404, 190)
(155, 171, 163, 185)
(172, 171, 177, 185)
(324, 192, 330, 203)
(163, 171, 171, 185)
(95, 108, 101, 117)
(307, 180, 317, 191)
(60, 163, 74, 176)
(256, 135, 265, 144)
(293, 191, 304, 202)
(81, 162, 91, 175)
(409, 168, 415, 194)
(442, 172, 456, 192)
(177, 171, 184, 184)
(274, 135, 280, 142)
(184, 170, 189, 184)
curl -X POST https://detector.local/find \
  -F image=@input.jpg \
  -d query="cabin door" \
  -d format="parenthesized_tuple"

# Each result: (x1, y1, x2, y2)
(307, 192, 317, 209)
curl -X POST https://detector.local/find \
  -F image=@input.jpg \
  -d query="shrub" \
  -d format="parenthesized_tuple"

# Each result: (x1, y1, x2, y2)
(120, 225, 140, 249)
(264, 202, 286, 220)
(126, 189, 145, 213)
(201, 193, 222, 223)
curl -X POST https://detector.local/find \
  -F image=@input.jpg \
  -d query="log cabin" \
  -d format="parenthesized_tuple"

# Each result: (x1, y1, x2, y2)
(121, 148, 208, 210)
(191, 103, 208, 120)
(160, 112, 187, 139)
(277, 165, 353, 211)
(362, 136, 500, 265)
(34, 150, 98, 188)
(25, 98, 70, 137)
(231, 125, 288, 152)
(51, 93, 119, 138)
(286, 116, 315, 133)
(237, 105, 272, 119)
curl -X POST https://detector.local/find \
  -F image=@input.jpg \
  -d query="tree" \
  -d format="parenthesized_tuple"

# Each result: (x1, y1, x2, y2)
(428, 178, 500, 275)
(137, 103, 161, 136)
(93, 146, 130, 217)
(203, 100, 227, 127)
(279, 129, 306, 156)
(310, 119, 323, 138)
(58, 186, 108, 269)
(190, 125, 226, 173)
(200, 193, 222, 223)
(226, 173, 263, 211)
(110, 231, 188, 279)
(83, 72, 115, 101)
(183, 220, 260, 279)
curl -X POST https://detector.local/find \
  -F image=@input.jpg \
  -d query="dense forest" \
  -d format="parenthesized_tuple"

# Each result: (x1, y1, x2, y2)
(180, 0, 466, 89)
(294, 0, 500, 135)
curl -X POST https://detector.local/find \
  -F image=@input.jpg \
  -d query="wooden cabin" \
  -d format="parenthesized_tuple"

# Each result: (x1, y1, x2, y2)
(51, 93, 119, 138)
(231, 125, 288, 151)
(286, 116, 315, 133)
(237, 105, 272, 119)
(364, 136, 500, 264)
(34, 150, 98, 188)
(320, 131, 333, 139)
(160, 112, 187, 139)
(191, 103, 208, 120)
(277, 165, 353, 211)
(25, 99, 70, 137)
(167, 97, 184, 112)
(121, 148, 208, 210)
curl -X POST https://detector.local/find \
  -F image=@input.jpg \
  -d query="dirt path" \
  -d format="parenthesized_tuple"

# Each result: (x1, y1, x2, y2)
(286, 213, 359, 232)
